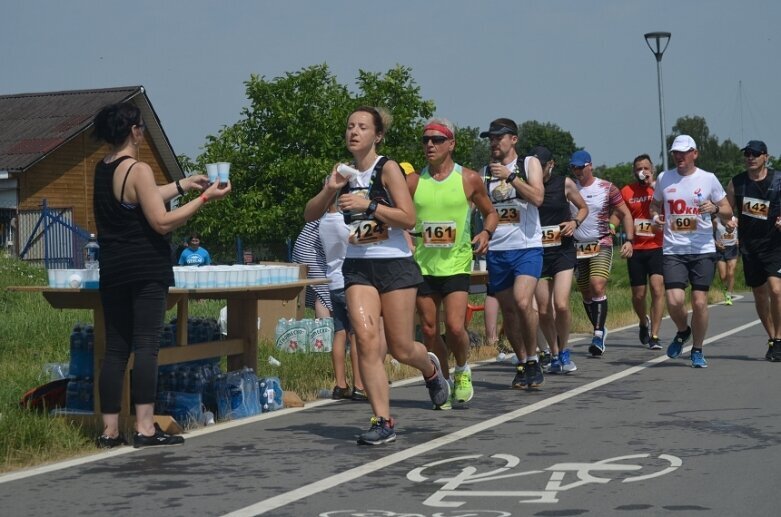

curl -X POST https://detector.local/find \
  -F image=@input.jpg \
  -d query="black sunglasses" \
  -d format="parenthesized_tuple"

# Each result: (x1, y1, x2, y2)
(569, 165, 586, 171)
(421, 135, 449, 145)
(743, 150, 764, 158)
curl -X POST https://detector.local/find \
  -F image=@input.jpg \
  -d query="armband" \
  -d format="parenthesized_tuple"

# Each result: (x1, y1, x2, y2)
(200, 194, 208, 204)
(175, 179, 186, 196)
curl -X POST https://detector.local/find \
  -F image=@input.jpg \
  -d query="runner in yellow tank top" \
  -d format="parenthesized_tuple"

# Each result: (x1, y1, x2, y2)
(408, 118, 498, 408)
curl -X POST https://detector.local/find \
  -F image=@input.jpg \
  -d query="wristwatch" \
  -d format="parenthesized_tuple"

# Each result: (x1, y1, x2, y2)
(506, 172, 517, 183)
(366, 200, 378, 216)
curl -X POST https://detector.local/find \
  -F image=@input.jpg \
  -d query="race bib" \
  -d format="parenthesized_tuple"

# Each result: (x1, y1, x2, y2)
(669, 214, 698, 233)
(495, 203, 521, 225)
(422, 221, 457, 248)
(721, 233, 737, 246)
(634, 218, 654, 237)
(541, 224, 562, 248)
(742, 196, 769, 220)
(576, 241, 600, 259)
(348, 219, 389, 246)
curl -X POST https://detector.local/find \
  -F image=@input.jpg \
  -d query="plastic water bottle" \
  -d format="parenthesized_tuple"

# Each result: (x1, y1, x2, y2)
(83, 234, 99, 270)
(69, 324, 85, 378)
(83, 325, 94, 376)
(337, 163, 360, 178)
(66, 376, 80, 410)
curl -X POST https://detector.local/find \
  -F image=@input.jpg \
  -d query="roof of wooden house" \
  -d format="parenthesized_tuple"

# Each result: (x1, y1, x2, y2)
(0, 86, 183, 179)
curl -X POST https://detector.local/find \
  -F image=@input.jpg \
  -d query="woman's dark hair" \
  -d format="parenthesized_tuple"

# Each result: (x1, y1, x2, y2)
(92, 102, 142, 146)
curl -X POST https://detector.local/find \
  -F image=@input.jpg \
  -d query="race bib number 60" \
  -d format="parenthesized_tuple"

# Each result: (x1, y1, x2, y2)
(670, 214, 697, 233)
(348, 219, 389, 246)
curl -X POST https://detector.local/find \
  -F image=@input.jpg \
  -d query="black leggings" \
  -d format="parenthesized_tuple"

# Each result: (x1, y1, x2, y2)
(99, 281, 167, 414)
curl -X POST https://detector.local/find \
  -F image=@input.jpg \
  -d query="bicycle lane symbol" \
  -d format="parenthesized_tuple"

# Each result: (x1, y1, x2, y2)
(406, 453, 682, 507)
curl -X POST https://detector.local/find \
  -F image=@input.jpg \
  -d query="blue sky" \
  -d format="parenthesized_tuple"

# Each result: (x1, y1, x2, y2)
(4, 0, 778, 167)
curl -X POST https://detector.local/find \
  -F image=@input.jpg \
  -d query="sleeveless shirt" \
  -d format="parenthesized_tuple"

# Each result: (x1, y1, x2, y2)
(93, 156, 174, 289)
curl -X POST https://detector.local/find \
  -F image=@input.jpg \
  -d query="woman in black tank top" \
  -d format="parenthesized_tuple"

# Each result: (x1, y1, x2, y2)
(91, 102, 231, 448)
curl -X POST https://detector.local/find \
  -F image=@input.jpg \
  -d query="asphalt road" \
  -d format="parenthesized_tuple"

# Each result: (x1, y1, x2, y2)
(1, 293, 778, 517)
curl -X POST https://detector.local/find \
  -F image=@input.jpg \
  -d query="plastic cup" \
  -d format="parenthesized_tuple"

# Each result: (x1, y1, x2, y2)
(54, 269, 69, 288)
(206, 163, 219, 184)
(215, 267, 228, 288)
(217, 162, 230, 185)
(183, 268, 198, 289)
(479, 259, 487, 271)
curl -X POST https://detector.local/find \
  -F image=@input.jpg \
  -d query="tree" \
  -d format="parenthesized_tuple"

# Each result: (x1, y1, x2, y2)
(669, 115, 744, 184)
(517, 121, 578, 176)
(185, 64, 436, 257)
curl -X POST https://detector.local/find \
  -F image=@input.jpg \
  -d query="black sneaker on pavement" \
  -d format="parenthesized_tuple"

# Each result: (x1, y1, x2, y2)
(96, 433, 127, 449)
(424, 352, 451, 407)
(639, 315, 651, 345)
(511, 364, 527, 389)
(351, 387, 368, 401)
(772, 340, 781, 363)
(767, 339, 775, 361)
(648, 336, 663, 350)
(332, 385, 352, 400)
(133, 423, 185, 448)
(525, 360, 544, 388)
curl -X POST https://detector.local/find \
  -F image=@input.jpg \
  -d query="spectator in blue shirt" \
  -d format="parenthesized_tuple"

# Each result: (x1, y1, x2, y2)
(178, 233, 211, 266)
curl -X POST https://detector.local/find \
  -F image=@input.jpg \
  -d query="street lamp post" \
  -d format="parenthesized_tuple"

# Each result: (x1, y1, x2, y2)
(644, 31, 671, 172)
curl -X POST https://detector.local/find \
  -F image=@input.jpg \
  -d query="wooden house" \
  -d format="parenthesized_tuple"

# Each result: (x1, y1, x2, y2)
(0, 86, 184, 265)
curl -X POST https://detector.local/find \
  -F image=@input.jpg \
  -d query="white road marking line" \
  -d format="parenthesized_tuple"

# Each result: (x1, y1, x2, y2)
(0, 298, 749, 485)
(221, 319, 762, 516)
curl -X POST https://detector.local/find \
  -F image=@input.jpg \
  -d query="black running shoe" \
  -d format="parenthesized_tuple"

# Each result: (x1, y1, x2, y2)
(767, 339, 774, 361)
(96, 433, 127, 449)
(332, 385, 352, 400)
(351, 387, 368, 401)
(357, 416, 396, 445)
(525, 360, 544, 388)
(772, 340, 781, 363)
(639, 315, 651, 345)
(133, 423, 185, 448)
(511, 364, 527, 389)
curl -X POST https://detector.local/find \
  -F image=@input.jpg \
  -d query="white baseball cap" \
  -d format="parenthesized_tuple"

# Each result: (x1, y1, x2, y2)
(669, 135, 697, 152)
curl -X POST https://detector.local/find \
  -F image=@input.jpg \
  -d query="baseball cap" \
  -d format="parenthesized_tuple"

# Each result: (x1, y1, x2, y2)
(741, 140, 767, 154)
(669, 135, 697, 152)
(479, 118, 518, 138)
(569, 150, 592, 167)
(530, 145, 553, 166)
(399, 162, 415, 175)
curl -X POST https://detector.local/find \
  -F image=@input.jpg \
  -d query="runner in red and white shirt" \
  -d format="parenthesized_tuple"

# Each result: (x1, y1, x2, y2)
(617, 154, 665, 350)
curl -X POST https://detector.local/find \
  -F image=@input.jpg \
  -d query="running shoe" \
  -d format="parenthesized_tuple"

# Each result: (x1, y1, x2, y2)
(690, 348, 708, 368)
(332, 385, 352, 400)
(357, 416, 396, 445)
(351, 387, 368, 401)
(525, 360, 544, 388)
(424, 352, 451, 407)
(559, 348, 577, 373)
(548, 356, 562, 374)
(725, 292, 733, 306)
(771, 340, 781, 363)
(666, 326, 692, 359)
(133, 423, 184, 448)
(511, 364, 527, 389)
(648, 335, 663, 350)
(589, 328, 607, 356)
(639, 315, 651, 345)
(766, 339, 774, 361)
(540, 349, 552, 367)
(96, 433, 127, 449)
(453, 367, 474, 403)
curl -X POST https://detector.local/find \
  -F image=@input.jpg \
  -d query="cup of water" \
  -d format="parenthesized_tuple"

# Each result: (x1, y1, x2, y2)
(206, 163, 219, 184)
(217, 162, 230, 186)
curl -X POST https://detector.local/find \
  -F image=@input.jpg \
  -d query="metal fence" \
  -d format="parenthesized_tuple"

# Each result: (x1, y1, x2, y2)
(18, 200, 89, 269)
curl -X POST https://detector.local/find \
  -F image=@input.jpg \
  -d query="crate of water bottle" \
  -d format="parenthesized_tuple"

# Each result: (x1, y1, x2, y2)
(274, 318, 333, 353)
(65, 376, 94, 412)
(173, 264, 300, 289)
(214, 367, 262, 421)
(154, 391, 204, 429)
(258, 376, 284, 412)
(69, 323, 95, 378)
